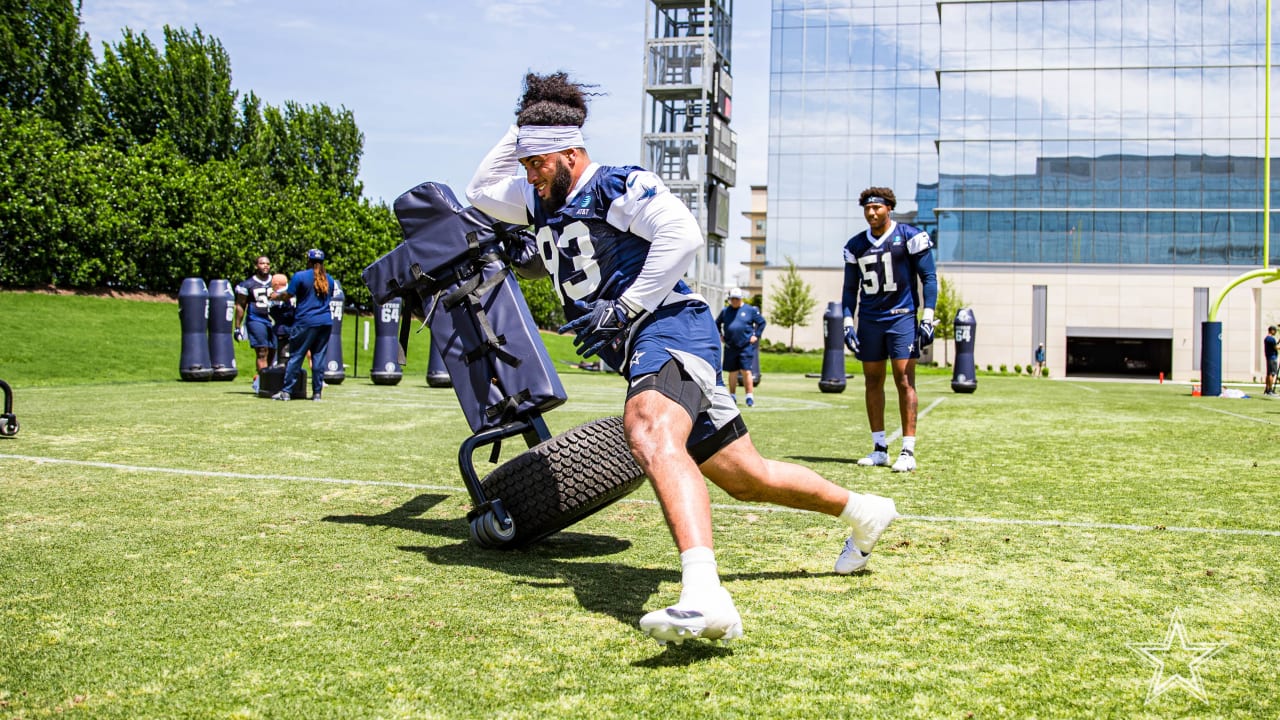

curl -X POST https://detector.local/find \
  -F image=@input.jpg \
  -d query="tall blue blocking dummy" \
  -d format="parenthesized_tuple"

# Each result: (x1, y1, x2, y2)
(951, 307, 977, 394)
(371, 297, 404, 385)
(818, 302, 847, 393)
(206, 278, 238, 381)
(179, 278, 212, 381)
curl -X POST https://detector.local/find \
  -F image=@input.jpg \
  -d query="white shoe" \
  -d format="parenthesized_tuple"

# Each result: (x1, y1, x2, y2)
(860, 443, 890, 466)
(891, 449, 916, 473)
(639, 585, 743, 645)
(834, 537, 870, 574)
(834, 494, 898, 576)
(857, 446, 890, 467)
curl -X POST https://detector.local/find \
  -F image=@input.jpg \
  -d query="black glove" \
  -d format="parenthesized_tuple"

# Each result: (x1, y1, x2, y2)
(559, 299, 637, 358)
(918, 318, 935, 347)
(843, 325, 860, 358)
(494, 223, 543, 277)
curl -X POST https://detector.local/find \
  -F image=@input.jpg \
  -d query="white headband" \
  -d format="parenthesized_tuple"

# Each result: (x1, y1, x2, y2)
(515, 125, 585, 159)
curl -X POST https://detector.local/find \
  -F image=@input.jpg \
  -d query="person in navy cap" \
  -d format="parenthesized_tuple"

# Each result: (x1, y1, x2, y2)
(271, 249, 334, 401)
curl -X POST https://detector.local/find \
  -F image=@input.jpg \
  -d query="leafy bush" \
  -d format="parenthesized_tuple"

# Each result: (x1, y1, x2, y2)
(999, 364, 1008, 373)
(1014, 364, 1023, 374)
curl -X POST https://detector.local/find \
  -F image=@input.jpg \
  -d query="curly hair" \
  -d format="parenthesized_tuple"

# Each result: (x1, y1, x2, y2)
(514, 71, 599, 127)
(859, 186, 897, 208)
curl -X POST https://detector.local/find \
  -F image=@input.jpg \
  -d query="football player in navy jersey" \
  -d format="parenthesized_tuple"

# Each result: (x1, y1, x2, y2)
(467, 72, 899, 645)
(233, 256, 277, 378)
(842, 187, 939, 474)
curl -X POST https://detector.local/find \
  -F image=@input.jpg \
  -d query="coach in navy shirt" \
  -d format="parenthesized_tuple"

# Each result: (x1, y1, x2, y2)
(270, 249, 333, 401)
(716, 288, 766, 406)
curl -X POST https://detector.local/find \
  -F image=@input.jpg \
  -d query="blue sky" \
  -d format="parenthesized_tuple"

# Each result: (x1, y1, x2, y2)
(77, 0, 772, 280)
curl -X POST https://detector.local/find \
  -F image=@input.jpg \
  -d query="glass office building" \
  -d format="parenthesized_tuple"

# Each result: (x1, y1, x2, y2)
(766, 0, 1280, 379)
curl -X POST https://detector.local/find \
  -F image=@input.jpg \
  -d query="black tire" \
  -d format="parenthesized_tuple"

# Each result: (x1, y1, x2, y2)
(0, 414, 16, 437)
(477, 415, 646, 548)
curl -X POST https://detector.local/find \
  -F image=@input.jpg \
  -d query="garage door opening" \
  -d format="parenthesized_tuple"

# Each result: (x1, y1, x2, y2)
(1066, 336, 1172, 378)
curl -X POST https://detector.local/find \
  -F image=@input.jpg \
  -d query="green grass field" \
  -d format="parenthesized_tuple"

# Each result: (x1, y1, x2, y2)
(2, 292, 1278, 718)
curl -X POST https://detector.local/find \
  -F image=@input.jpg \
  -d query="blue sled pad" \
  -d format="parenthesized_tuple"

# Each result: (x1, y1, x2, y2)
(363, 182, 566, 433)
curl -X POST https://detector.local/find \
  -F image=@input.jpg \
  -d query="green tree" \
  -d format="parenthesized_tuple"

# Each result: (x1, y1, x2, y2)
(931, 274, 965, 365)
(241, 100, 365, 198)
(518, 275, 564, 330)
(0, 0, 95, 139)
(93, 25, 238, 162)
(766, 256, 817, 350)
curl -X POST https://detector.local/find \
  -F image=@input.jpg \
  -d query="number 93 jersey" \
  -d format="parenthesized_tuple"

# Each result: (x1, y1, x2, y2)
(530, 165, 695, 314)
(842, 222, 936, 323)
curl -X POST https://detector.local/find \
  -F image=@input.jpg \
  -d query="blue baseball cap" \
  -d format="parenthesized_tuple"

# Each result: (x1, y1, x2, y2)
(306, 248, 325, 262)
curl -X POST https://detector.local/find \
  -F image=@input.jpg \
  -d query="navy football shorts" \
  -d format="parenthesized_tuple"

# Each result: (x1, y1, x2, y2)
(721, 343, 757, 372)
(856, 313, 919, 362)
(247, 318, 273, 349)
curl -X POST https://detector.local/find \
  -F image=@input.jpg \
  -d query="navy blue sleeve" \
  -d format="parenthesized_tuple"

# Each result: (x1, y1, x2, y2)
(913, 247, 939, 310)
(842, 261, 860, 321)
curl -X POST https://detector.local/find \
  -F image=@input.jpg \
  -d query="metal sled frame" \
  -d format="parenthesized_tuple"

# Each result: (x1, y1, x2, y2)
(457, 412, 553, 534)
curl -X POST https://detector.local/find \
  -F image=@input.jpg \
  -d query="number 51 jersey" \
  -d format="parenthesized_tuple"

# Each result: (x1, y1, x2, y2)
(842, 222, 936, 323)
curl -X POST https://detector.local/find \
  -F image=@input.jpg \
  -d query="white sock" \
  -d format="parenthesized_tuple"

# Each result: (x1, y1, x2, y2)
(871, 431, 886, 449)
(680, 546, 720, 595)
(746, 392, 754, 401)
(901, 436, 916, 454)
(837, 493, 868, 539)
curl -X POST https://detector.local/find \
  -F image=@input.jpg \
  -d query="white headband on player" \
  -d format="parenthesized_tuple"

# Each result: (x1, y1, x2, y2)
(515, 125, 585, 159)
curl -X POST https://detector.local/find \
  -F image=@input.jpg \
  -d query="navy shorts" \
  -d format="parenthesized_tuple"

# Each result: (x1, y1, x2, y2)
(246, 318, 273, 349)
(856, 313, 919, 362)
(619, 302, 743, 461)
(722, 343, 757, 372)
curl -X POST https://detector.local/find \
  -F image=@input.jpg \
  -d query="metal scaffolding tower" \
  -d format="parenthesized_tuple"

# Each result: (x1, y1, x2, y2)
(642, 0, 736, 305)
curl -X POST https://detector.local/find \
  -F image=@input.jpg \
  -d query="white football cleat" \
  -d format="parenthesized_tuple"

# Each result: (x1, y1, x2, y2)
(640, 585, 743, 645)
(891, 449, 916, 473)
(834, 537, 871, 574)
(835, 493, 899, 576)
(856, 446, 890, 467)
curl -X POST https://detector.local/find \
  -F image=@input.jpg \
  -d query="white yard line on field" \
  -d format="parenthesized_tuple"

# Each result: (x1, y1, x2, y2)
(0, 454, 460, 492)
(886, 396, 946, 444)
(1196, 405, 1278, 425)
(5, 451, 1279, 539)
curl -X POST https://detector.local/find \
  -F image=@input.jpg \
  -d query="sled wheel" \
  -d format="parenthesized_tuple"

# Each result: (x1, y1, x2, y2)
(469, 508, 516, 548)
(0, 414, 16, 437)
(476, 416, 645, 549)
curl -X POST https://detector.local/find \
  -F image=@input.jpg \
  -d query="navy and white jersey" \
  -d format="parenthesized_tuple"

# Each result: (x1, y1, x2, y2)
(716, 303, 766, 349)
(527, 165, 697, 315)
(466, 125, 707, 371)
(842, 221, 938, 324)
(235, 275, 273, 323)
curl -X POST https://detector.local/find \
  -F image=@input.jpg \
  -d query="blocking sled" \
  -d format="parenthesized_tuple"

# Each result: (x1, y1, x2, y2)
(362, 181, 645, 548)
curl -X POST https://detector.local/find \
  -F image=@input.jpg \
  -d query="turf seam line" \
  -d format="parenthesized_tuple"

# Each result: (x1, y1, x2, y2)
(7, 452, 1278, 538)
